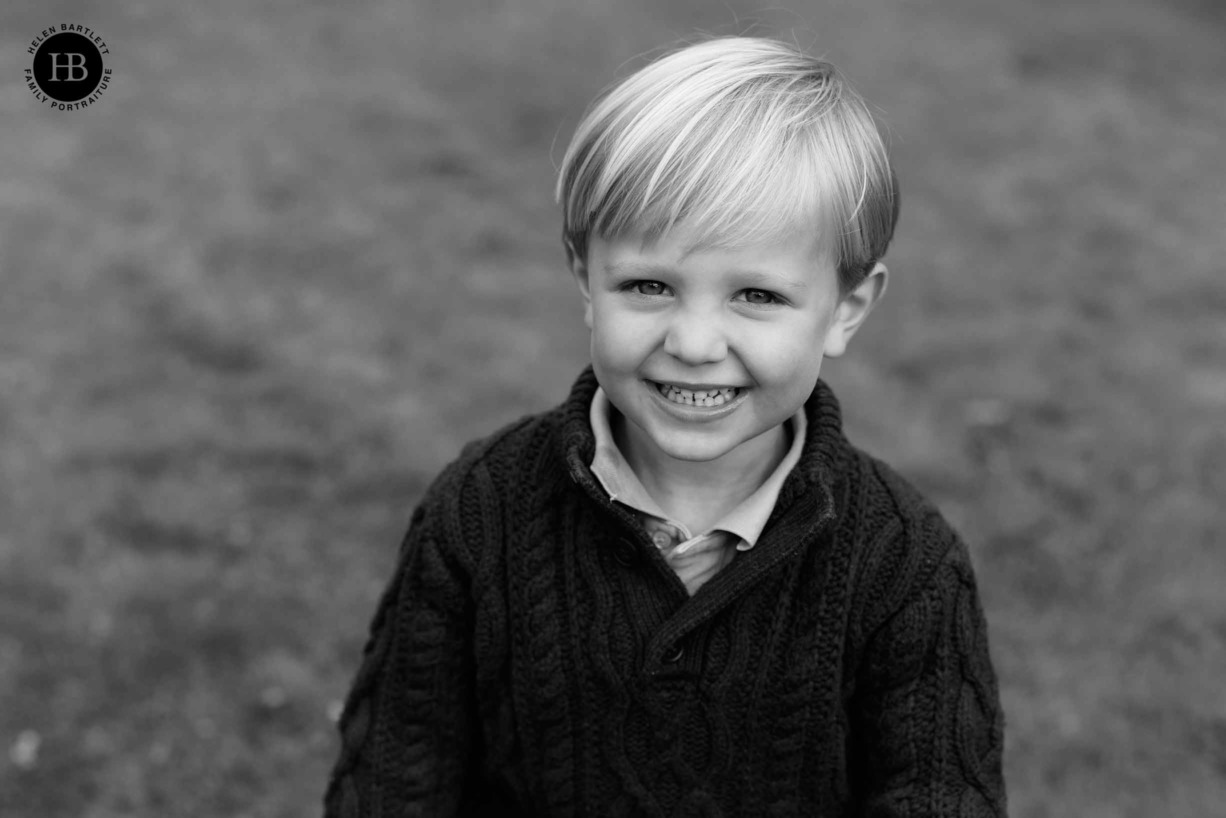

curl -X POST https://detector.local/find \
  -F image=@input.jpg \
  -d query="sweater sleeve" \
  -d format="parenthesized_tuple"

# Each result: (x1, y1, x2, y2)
(324, 483, 480, 817)
(849, 517, 1007, 817)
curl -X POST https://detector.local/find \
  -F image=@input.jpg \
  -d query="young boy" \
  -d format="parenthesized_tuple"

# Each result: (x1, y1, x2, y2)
(325, 36, 1006, 817)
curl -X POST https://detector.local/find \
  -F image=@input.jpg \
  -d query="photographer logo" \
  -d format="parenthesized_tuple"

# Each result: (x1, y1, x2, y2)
(25, 24, 113, 110)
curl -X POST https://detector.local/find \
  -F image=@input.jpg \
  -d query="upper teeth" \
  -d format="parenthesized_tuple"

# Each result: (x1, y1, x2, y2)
(658, 383, 739, 404)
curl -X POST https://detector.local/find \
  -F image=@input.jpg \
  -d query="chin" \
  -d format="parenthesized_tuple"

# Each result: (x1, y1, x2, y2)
(647, 428, 741, 463)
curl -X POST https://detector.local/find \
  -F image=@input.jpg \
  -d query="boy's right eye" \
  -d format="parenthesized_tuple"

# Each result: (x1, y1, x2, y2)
(626, 280, 668, 296)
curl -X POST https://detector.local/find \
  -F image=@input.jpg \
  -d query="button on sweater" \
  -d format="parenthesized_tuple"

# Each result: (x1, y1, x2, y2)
(324, 366, 1008, 817)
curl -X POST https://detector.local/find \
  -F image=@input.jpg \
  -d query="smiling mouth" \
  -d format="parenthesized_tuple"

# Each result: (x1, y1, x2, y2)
(650, 381, 744, 408)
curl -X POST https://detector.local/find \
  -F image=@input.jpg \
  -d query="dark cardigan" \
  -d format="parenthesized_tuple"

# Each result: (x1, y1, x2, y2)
(325, 367, 1007, 816)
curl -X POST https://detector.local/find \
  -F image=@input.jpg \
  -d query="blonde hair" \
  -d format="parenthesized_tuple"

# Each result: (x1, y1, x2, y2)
(555, 36, 899, 293)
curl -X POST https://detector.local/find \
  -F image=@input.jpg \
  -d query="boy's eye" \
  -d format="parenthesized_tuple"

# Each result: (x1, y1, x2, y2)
(741, 288, 782, 305)
(627, 280, 668, 296)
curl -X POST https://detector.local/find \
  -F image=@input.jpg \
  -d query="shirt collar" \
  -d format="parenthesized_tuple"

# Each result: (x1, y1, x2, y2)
(558, 367, 847, 546)
(588, 385, 807, 550)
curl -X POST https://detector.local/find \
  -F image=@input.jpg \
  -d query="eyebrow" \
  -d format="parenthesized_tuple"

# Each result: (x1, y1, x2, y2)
(604, 260, 809, 292)
(604, 261, 670, 279)
(733, 269, 810, 292)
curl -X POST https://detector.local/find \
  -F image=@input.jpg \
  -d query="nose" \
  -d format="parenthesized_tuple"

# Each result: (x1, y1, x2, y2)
(662, 306, 728, 365)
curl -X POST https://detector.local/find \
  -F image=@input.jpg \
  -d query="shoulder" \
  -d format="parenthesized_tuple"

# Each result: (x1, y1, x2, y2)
(841, 446, 975, 638)
(434, 408, 559, 493)
(408, 402, 570, 557)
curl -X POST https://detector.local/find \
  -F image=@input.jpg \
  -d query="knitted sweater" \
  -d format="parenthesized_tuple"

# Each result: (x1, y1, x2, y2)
(324, 367, 1007, 817)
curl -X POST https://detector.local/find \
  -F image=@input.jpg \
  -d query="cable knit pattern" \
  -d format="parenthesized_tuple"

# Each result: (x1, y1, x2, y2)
(324, 367, 1007, 817)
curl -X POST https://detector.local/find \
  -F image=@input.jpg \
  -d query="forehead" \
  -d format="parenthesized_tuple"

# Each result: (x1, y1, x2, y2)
(596, 222, 836, 283)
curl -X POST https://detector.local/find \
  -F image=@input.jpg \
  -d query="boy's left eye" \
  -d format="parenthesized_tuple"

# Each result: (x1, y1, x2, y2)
(740, 289, 782, 305)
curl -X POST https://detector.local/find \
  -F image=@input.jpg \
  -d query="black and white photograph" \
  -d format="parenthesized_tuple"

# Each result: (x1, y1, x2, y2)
(2, 1, 1223, 815)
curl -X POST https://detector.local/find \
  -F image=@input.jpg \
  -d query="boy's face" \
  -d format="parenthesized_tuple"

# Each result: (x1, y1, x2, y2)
(571, 223, 886, 468)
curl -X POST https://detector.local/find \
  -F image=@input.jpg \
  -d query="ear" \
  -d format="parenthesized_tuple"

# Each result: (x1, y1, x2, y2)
(568, 241, 594, 330)
(822, 262, 888, 358)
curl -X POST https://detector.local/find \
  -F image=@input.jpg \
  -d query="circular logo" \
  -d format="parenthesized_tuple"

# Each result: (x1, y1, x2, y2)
(32, 33, 103, 101)
(25, 25, 112, 110)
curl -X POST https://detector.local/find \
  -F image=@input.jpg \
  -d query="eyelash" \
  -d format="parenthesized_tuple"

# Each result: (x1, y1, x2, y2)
(621, 280, 785, 306)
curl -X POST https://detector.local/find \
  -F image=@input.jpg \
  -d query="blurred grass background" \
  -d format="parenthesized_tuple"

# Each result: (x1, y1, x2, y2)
(1, 0, 1224, 815)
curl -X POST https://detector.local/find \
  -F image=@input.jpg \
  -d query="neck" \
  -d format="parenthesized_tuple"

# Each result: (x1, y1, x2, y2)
(613, 412, 790, 530)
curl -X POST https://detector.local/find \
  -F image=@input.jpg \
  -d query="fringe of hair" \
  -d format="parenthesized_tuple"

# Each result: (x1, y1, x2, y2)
(556, 36, 899, 293)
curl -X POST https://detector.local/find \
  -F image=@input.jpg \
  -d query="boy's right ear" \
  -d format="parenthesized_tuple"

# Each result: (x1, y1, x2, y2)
(567, 242, 594, 330)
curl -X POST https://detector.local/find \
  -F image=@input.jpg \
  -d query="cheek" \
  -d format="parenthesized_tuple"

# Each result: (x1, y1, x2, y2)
(740, 321, 825, 381)
(591, 302, 654, 369)
(748, 353, 819, 401)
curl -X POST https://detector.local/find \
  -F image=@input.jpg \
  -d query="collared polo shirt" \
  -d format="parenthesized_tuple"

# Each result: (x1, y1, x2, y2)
(588, 386, 807, 595)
